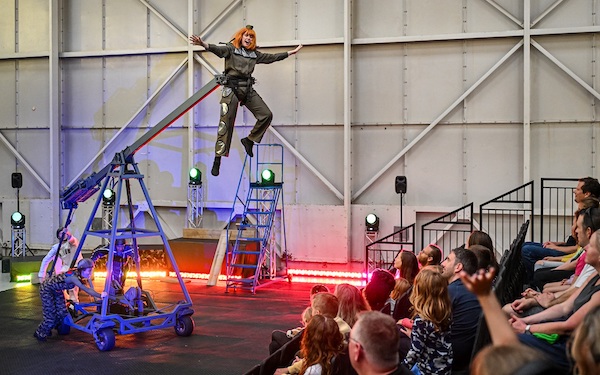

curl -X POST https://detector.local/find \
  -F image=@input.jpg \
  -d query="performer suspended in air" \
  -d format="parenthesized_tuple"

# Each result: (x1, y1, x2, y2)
(190, 25, 302, 176)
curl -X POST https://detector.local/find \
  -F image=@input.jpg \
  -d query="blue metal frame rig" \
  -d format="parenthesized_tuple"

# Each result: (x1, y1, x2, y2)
(49, 77, 220, 351)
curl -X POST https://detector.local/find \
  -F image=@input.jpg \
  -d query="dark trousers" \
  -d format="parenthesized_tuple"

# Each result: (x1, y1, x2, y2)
(215, 87, 272, 157)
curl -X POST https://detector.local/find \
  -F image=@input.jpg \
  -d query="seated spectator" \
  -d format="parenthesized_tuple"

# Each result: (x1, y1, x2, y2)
(468, 244, 499, 272)
(466, 230, 494, 254)
(269, 284, 331, 354)
(528, 202, 598, 291)
(285, 306, 313, 341)
(416, 244, 442, 269)
(509, 227, 600, 372)
(310, 284, 330, 295)
(402, 268, 453, 374)
(503, 206, 600, 317)
(441, 246, 481, 371)
(571, 305, 600, 375)
(393, 251, 419, 285)
(297, 314, 343, 375)
(277, 293, 351, 374)
(363, 269, 396, 311)
(382, 278, 413, 321)
(521, 189, 600, 283)
(534, 216, 583, 272)
(349, 311, 411, 375)
(334, 283, 370, 327)
(459, 269, 563, 375)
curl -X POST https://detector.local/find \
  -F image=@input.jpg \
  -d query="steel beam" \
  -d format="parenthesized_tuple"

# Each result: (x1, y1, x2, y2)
(352, 40, 524, 200)
(67, 58, 189, 188)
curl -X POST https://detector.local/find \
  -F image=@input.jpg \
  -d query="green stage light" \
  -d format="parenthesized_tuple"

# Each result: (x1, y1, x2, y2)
(365, 213, 379, 232)
(261, 169, 275, 185)
(102, 188, 116, 206)
(11, 211, 25, 229)
(189, 167, 202, 185)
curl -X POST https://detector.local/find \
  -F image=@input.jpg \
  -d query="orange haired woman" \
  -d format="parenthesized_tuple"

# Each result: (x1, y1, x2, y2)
(190, 26, 302, 176)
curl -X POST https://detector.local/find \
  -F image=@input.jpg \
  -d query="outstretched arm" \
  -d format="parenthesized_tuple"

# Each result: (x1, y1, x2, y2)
(287, 44, 303, 56)
(68, 275, 107, 299)
(460, 268, 519, 346)
(189, 34, 208, 49)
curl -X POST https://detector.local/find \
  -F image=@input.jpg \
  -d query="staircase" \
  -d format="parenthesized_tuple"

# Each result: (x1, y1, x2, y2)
(225, 144, 288, 293)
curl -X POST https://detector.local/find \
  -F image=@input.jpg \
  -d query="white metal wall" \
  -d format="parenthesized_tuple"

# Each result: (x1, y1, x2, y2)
(0, 0, 599, 263)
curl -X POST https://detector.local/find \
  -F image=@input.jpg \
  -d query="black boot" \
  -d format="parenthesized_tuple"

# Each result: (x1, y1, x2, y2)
(241, 137, 254, 157)
(211, 156, 221, 176)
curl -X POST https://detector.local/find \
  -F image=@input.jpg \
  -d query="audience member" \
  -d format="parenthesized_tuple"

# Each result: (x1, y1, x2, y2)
(297, 314, 343, 375)
(504, 206, 600, 317)
(441, 246, 481, 371)
(269, 284, 331, 354)
(459, 269, 563, 375)
(466, 230, 494, 254)
(363, 269, 396, 311)
(468, 244, 499, 272)
(277, 293, 351, 374)
(416, 244, 442, 268)
(334, 283, 370, 327)
(521, 180, 600, 282)
(349, 311, 411, 375)
(574, 176, 600, 203)
(285, 306, 313, 342)
(509, 227, 600, 372)
(382, 278, 413, 321)
(402, 268, 453, 375)
(570, 305, 600, 375)
(393, 251, 419, 285)
(310, 284, 330, 296)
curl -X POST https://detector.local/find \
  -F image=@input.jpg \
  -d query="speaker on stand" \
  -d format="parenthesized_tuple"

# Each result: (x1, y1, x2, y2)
(395, 176, 407, 229)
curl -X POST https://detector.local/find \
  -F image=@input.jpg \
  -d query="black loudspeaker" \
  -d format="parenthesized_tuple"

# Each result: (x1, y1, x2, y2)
(11, 172, 22, 189)
(395, 176, 407, 194)
(1, 258, 10, 273)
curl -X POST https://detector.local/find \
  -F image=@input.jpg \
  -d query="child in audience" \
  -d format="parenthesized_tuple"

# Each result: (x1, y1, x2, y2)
(334, 283, 370, 327)
(286, 306, 313, 339)
(269, 284, 331, 354)
(402, 268, 453, 375)
(298, 314, 343, 375)
(382, 277, 413, 321)
(363, 268, 396, 311)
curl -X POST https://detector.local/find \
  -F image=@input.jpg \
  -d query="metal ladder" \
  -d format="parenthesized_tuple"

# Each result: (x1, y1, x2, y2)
(225, 143, 288, 293)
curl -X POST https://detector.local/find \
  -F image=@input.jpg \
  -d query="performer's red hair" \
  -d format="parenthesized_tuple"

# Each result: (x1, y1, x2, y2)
(231, 26, 257, 50)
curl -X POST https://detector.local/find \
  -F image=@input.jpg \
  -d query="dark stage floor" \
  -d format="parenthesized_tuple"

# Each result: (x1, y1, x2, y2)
(0, 278, 316, 375)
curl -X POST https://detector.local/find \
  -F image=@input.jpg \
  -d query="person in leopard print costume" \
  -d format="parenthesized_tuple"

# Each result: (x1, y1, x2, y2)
(33, 258, 107, 341)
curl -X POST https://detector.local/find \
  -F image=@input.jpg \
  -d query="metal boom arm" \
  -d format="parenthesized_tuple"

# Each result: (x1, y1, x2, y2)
(61, 77, 220, 209)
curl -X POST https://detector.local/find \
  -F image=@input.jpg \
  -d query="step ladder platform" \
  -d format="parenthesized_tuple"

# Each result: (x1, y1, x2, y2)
(231, 263, 258, 269)
(237, 237, 264, 242)
(249, 182, 283, 189)
(227, 277, 255, 284)
(238, 223, 269, 230)
(232, 250, 261, 255)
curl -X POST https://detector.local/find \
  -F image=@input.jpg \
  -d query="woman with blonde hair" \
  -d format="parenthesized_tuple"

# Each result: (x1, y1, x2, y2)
(334, 283, 370, 327)
(570, 305, 600, 375)
(402, 268, 453, 374)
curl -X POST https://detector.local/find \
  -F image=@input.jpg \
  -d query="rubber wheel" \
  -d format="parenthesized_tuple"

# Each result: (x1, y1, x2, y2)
(95, 328, 116, 351)
(174, 315, 194, 337)
(56, 323, 70, 335)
